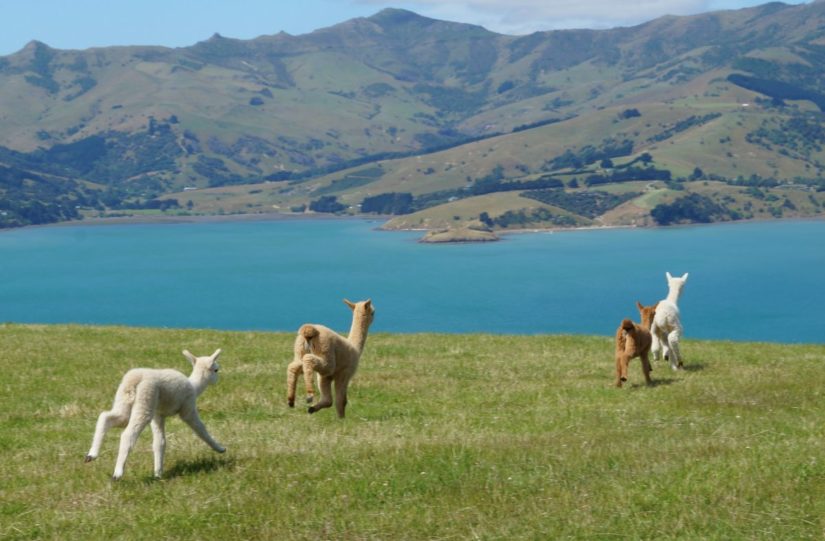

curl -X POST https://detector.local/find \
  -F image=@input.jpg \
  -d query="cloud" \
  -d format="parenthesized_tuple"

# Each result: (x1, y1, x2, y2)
(353, 0, 782, 34)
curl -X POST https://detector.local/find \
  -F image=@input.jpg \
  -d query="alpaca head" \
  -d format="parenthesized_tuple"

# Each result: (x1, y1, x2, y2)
(665, 272, 688, 297)
(636, 301, 658, 329)
(344, 299, 376, 327)
(183, 348, 222, 385)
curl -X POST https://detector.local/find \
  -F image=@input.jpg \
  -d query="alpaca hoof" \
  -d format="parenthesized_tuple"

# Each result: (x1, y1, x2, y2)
(308, 406, 316, 414)
(288, 399, 295, 408)
(112, 475, 122, 481)
(84, 455, 94, 463)
(620, 377, 627, 382)
(306, 395, 314, 404)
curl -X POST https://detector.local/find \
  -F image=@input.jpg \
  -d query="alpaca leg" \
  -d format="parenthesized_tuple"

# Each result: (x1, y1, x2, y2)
(290, 334, 316, 405)
(286, 358, 304, 407)
(334, 375, 350, 419)
(113, 405, 153, 480)
(302, 353, 335, 405)
(650, 333, 662, 362)
(615, 354, 624, 388)
(641, 352, 653, 385)
(667, 330, 683, 370)
(308, 375, 333, 414)
(301, 359, 315, 404)
(150, 415, 166, 478)
(85, 404, 131, 462)
(180, 408, 226, 453)
(616, 354, 629, 387)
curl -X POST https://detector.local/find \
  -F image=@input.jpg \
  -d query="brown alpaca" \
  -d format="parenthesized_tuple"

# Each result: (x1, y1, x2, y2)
(286, 299, 375, 418)
(615, 302, 658, 388)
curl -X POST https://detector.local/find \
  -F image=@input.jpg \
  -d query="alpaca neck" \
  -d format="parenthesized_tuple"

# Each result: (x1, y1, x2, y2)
(188, 371, 210, 396)
(665, 286, 682, 305)
(347, 314, 371, 353)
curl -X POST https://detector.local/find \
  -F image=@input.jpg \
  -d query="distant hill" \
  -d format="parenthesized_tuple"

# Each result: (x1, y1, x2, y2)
(1, 3, 825, 230)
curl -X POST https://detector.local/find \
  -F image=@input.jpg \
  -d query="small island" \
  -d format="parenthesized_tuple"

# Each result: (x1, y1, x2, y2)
(419, 226, 500, 243)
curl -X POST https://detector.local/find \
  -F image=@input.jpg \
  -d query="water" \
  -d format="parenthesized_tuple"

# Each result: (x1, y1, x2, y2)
(0, 218, 822, 343)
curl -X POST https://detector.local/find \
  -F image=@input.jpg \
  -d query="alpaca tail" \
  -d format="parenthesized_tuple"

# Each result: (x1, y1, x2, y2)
(116, 369, 144, 409)
(621, 319, 635, 333)
(299, 324, 320, 351)
(300, 324, 319, 342)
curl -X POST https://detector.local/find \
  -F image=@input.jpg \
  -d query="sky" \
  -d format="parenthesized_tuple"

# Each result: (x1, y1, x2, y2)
(0, 0, 812, 56)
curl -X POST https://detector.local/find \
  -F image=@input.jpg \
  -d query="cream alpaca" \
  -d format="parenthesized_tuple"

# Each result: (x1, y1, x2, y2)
(85, 349, 226, 480)
(651, 272, 688, 370)
(287, 299, 375, 418)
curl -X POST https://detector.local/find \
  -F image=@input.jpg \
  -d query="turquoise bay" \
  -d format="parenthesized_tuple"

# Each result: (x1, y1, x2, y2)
(0, 219, 822, 343)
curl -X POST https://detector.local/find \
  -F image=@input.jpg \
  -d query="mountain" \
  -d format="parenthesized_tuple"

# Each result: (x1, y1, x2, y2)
(1, 3, 825, 230)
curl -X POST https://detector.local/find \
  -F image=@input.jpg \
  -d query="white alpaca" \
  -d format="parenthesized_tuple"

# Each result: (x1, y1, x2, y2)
(85, 349, 226, 480)
(651, 272, 688, 371)
(286, 299, 375, 418)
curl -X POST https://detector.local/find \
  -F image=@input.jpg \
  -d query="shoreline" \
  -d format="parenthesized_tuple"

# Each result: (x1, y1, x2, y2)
(1, 210, 387, 233)
(3, 210, 824, 237)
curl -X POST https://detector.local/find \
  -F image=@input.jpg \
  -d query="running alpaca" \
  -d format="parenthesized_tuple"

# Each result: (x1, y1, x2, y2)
(615, 302, 658, 388)
(286, 299, 375, 418)
(651, 272, 689, 371)
(85, 349, 226, 480)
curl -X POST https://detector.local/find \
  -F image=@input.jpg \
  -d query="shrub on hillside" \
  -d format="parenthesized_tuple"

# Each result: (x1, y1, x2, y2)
(361, 192, 413, 215)
(651, 193, 740, 225)
(522, 189, 640, 218)
(309, 195, 346, 213)
(545, 139, 634, 170)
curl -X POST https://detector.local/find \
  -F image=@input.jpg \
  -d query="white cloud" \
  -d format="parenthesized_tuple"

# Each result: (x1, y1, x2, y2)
(354, 0, 805, 34)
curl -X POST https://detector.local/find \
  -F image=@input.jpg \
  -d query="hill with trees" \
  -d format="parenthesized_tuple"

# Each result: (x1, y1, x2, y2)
(1, 2, 825, 229)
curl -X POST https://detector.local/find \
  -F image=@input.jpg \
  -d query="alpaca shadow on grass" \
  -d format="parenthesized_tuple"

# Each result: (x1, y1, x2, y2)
(623, 377, 676, 389)
(161, 455, 235, 480)
(646, 377, 677, 388)
(680, 362, 705, 372)
(651, 360, 706, 373)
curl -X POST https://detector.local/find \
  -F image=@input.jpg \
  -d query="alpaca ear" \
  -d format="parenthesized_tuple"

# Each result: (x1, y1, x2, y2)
(182, 350, 197, 366)
(666, 271, 672, 280)
(365, 299, 372, 310)
(343, 299, 356, 310)
(211, 348, 222, 360)
(682, 273, 689, 281)
(636, 301, 643, 310)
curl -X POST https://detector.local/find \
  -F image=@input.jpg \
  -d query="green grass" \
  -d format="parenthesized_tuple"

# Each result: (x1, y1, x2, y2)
(2, 324, 825, 539)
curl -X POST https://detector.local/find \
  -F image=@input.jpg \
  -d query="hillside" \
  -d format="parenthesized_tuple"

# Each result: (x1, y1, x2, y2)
(2, 3, 825, 230)
(2, 324, 825, 538)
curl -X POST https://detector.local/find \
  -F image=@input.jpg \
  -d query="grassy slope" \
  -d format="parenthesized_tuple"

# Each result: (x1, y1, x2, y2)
(2, 324, 824, 539)
(163, 90, 825, 230)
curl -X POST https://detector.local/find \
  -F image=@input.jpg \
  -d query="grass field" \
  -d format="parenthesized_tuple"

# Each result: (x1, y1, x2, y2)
(2, 324, 824, 539)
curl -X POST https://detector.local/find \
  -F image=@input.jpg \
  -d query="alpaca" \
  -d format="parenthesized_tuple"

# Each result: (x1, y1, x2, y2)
(286, 299, 375, 418)
(615, 302, 658, 387)
(650, 272, 688, 371)
(85, 349, 226, 480)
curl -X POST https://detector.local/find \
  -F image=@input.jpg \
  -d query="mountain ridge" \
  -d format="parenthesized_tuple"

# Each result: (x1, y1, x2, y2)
(1, 2, 825, 230)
